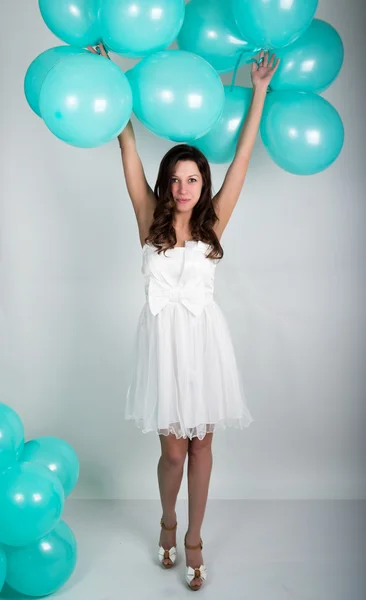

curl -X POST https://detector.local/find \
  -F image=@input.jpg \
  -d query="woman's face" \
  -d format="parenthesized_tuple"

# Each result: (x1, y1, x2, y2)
(170, 160, 203, 212)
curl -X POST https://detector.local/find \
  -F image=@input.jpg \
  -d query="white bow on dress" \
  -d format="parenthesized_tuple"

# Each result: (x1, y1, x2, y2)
(148, 277, 208, 316)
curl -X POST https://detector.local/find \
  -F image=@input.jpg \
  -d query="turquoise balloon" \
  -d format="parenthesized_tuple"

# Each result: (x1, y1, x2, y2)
(38, 0, 101, 47)
(260, 91, 344, 175)
(177, 0, 255, 74)
(270, 19, 344, 93)
(20, 437, 80, 498)
(5, 520, 77, 597)
(0, 546, 6, 593)
(231, 0, 319, 49)
(193, 86, 253, 163)
(0, 462, 64, 547)
(39, 52, 132, 148)
(24, 45, 89, 117)
(126, 50, 225, 142)
(0, 449, 17, 475)
(100, 0, 185, 58)
(0, 402, 24, 460)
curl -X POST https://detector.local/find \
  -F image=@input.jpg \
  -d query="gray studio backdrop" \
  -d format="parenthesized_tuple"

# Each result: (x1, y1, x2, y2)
(0, 0, 365, 500)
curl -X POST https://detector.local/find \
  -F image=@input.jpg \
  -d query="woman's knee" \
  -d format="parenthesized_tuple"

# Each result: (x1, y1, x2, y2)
(159, 434, 188, 468)
(162, 452, 186, 469)
(188, 432, 213, 457)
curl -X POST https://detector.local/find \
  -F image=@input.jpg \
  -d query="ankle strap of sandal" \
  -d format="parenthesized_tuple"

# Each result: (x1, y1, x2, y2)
(184, 533, 203, 550)
(160, 518, 177, 531)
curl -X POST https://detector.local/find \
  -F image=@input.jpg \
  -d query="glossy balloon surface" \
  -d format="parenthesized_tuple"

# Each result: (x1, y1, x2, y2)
(270, 19, 344, 92)
(5, 520, 77, 597)
(177, 0, 255, 73)
(127, 50, 225, 142)
(39, 0, 101, 47)
(231, 0, 318, 49)
(39, 53, 132, 147)
(193, 86, 253, 163)
(260, 91, 344, 175)
(100, 0, 185, 57)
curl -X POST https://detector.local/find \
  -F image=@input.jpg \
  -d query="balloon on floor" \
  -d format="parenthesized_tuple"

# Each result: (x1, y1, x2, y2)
(0, 547, 6, 594)
(20, 436, 80, 498)
(0, 402, 24, 461)
(0, 402, 78, 597)
(0, 462, 65, 547)
(5, 520, 77, 597)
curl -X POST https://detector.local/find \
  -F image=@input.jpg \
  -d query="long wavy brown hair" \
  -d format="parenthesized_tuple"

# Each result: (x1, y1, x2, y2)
(144, 144, 224, 260)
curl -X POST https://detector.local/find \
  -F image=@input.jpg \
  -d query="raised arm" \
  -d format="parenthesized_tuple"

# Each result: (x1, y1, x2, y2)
(117, 121, 156, 246)
(213, 51, 280, 240)
(87, 43, 156, 247)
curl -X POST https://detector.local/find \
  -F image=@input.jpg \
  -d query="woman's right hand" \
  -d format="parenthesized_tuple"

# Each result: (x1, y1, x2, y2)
(87, 42, 110, 60)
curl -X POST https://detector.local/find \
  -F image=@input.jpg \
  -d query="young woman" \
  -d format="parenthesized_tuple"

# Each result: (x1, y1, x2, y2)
(88, 43, 279, 591)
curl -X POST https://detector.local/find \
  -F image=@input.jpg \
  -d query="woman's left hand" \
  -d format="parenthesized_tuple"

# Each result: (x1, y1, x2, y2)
(251, 50, 280, 90)
(87, 42, 110, 60)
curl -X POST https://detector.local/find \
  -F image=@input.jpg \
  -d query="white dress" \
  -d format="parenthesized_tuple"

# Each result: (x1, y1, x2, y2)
(125, 240, 254, 440)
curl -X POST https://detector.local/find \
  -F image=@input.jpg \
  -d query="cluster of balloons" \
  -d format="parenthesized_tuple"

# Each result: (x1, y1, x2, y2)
(259, 15, 344, 175)
(24, 44, 132, 148)
(24, 0, 344, 174)
(0, 402, 79, 597)
(190, 1, 345, 174)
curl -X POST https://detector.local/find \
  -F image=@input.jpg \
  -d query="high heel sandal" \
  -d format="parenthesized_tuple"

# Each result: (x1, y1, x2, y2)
(184, 532, 207, 591)
(158, 518, 177, 568)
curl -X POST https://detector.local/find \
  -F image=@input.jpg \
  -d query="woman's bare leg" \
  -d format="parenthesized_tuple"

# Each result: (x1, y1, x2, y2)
(158, 432, 189, 566)
(185, 432, 214, 588)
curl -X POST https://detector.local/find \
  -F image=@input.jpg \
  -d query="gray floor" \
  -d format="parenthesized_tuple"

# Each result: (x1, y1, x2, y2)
(1, 499, 365, 600)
